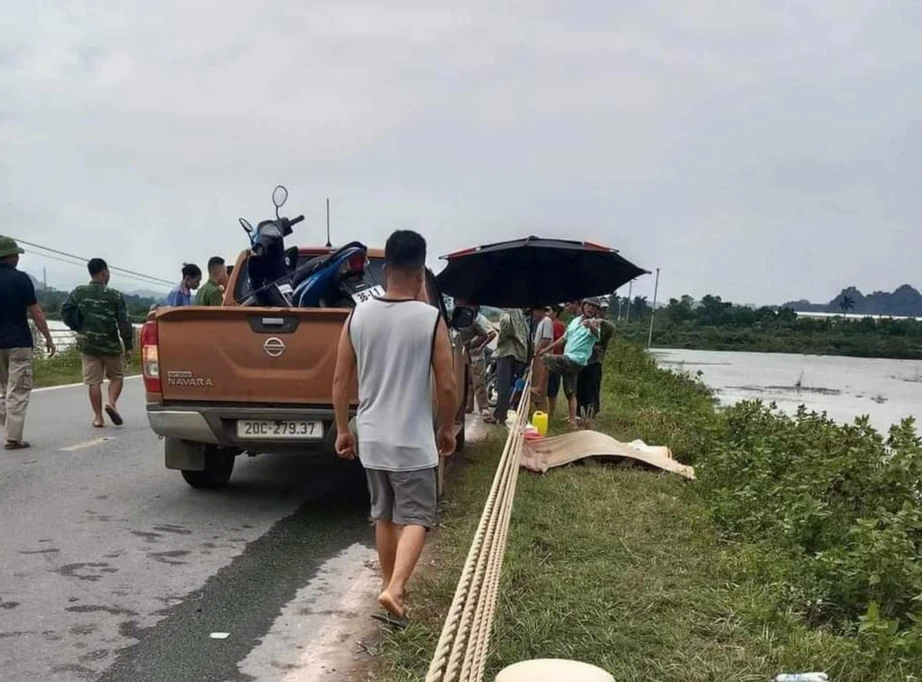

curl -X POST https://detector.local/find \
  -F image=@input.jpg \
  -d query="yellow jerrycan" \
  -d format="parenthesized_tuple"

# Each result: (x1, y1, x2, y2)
(531, 411, 549, 436)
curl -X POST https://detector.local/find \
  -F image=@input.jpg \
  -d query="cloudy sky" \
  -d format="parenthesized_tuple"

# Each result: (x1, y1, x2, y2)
(4, 1, 921, 304)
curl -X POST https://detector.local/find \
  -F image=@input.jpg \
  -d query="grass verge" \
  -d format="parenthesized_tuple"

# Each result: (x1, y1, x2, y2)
(375, 341, 922, 682)
(33, 347, 141, 388)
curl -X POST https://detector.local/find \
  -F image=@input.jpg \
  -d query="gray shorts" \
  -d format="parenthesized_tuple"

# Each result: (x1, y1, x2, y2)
(543, 354, 582, 398)
(365, 467, 438, 529)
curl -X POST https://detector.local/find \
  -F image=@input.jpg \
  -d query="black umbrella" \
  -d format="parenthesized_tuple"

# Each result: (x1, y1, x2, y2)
(436, 236, 649, 308)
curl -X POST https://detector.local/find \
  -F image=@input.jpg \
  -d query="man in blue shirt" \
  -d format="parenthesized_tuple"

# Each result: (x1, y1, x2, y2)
(538, 297, 602, 427)
(166, 263, 202, 306)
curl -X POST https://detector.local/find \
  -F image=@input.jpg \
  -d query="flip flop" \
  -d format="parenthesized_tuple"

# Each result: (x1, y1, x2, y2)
(371, 612, 409, 630)
(104, 406, 123, 426)
(4, 441, 31, 451)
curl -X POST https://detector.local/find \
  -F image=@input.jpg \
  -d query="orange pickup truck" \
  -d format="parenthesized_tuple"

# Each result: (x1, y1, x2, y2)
(141, 247, 469, 489)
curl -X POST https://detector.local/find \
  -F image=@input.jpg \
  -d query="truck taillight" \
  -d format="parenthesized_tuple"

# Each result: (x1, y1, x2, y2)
(141, 321, 161, 393)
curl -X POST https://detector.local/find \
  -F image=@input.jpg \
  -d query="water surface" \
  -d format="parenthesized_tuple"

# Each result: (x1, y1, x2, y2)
(653, 348, 922, 434)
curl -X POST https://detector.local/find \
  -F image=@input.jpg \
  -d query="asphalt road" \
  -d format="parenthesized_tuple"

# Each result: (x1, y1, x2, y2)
(0, 379, 376, 682)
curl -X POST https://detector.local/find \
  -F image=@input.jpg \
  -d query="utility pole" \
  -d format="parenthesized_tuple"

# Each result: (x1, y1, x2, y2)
(325, 198, 332, 248)
(625, 280, 634, 321)
(43, 267, 47, 291)
(647, 267, 661, 348)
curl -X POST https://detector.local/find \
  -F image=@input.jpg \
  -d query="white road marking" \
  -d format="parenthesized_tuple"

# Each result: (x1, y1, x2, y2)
(33, 375, 142, 394)
(60, 437, 114, 452)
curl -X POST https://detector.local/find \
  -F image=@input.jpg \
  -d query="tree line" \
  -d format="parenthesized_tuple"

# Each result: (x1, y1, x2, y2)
(610, 294, 922, 360)
(36, 286, 161, 324)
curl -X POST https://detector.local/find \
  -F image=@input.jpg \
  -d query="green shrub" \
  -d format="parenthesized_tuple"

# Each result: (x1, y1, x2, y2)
(32, 346, 141, 388)
(594, 340, 922, 667)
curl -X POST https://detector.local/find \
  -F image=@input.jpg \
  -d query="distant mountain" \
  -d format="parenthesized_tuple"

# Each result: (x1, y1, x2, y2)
(784, 285, 922, 316)
(124, 287, 169, 300)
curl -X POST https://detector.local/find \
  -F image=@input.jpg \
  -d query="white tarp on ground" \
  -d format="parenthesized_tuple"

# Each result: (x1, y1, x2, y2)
(521, 430, 695, 480)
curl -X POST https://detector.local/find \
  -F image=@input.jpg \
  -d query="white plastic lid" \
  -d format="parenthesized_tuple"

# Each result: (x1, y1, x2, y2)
(496, 659, 614, 682)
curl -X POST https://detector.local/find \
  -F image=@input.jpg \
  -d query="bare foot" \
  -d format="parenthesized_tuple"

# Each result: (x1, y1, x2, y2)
(93, 418, 105, 428)
(379, 589, 405, 618)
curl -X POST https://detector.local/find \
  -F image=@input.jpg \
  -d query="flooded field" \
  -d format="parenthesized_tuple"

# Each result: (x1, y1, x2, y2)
(653, 348, 922, 434)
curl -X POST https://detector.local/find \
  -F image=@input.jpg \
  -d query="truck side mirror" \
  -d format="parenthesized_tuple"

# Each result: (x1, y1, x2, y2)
(451, 306, 475, 330)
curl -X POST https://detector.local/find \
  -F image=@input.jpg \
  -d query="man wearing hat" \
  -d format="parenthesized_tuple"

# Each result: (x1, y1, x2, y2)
(0, 237, 56, 450)
(537, 297, 602, 427)
(577, 298, 615, 427)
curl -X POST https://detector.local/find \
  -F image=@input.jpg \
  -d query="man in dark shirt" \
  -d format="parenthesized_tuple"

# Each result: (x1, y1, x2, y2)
(0, 237, 55, 450)
(61, 259, 134, 428)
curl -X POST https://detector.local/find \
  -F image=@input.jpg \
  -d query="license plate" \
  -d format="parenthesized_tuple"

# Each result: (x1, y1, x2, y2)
(236, 420, 324, 439)
(351, 285, 385, 305)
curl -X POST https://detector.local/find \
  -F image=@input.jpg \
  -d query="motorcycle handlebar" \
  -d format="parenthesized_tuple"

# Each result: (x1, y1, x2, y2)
(289, 215, 305, 226)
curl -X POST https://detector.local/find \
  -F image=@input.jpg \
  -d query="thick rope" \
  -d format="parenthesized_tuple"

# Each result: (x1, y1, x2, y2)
(426, 373, 532, 682)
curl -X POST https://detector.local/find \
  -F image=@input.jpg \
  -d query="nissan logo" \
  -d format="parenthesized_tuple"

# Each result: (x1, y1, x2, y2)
(263, 337, 286, 358)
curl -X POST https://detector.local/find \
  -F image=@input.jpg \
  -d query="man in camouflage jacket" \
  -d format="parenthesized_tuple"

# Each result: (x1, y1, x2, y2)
(61, 258, 134, 428)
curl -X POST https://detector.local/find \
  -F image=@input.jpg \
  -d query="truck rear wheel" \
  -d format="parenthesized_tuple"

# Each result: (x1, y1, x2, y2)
(181, 446, 236, 489)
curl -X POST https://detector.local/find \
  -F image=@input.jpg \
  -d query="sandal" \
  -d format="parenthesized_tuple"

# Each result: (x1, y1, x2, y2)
(5, 441, 31, 451)
(371, 611, 409, 630)
(104, 405, 123, 427)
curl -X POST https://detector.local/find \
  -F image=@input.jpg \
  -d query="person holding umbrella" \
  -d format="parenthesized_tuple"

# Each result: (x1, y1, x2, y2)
(538, 298, 602, 428)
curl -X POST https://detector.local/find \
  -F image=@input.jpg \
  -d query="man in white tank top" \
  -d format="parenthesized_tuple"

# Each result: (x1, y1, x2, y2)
(332, 230, 458, 622)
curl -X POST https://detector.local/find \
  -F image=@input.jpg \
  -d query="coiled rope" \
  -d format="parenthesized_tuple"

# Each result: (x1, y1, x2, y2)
(425, 374, 532, 682)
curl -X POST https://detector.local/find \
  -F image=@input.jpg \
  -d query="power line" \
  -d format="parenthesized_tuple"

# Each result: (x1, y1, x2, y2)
(25, 250, 172, 291)
(11, 237, 176, 287)
(24, 250, 170, 289)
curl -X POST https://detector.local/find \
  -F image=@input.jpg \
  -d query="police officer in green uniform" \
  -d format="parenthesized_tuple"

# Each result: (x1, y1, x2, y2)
(61, 258, 134, 428)
(195, 256, 229, 306)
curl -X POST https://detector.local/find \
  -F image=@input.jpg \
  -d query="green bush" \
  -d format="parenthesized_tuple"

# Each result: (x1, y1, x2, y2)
(597, 340, 922, 668)
(32, 346, 141, 388)
(379, 340, 922, 679)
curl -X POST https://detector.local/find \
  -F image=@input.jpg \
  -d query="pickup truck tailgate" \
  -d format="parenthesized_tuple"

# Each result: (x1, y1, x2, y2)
(155, 307, 349, 405)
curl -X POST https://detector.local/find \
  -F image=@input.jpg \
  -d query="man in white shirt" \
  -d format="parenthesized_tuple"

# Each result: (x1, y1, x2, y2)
(332, 230, 458, 623)
(530, 307, 555, 412)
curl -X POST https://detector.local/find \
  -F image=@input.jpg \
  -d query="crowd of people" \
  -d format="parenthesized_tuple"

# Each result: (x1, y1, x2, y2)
(469, 298, 615, 429)
(0, 243, 235, 449)
(2, 229, 615, 629)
